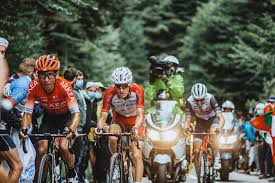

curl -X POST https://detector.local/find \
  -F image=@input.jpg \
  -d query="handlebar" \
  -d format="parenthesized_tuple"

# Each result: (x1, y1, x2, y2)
(22, 133, 87, 154)
(188, 132, 216, 135)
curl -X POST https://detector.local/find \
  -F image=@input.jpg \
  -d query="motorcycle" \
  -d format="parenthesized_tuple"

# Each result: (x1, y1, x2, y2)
(143, 98, 187, 183)
(218, 112, 242, 181)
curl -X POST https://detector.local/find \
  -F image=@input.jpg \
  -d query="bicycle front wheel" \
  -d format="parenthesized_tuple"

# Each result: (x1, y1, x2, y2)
(109, 153, 124, 183)
(198, 151, 207, 183)
(38, 154, 53, 183)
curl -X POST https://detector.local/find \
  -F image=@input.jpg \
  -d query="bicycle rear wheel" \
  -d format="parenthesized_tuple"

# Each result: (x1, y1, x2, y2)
(38, 154, 53, 183)
(109, 153, 124, 183)
(198, 151, 207, 183)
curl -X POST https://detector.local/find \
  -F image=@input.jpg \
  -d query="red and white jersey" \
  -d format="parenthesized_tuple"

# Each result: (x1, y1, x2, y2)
(101, 83, 144, 126)
(24, 77, 79, 115)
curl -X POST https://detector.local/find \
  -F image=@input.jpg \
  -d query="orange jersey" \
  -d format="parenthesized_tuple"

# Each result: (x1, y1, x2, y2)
(101, 83, 144, 126)
(24, 77, 79, 115)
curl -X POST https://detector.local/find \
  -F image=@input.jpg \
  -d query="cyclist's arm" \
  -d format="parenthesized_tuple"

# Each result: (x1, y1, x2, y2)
(22, 80, 36, 129)
(97, 111, 108, 128)
(98, 88, 112, 129)
(134, 85, 145, 129)
(0, 57, 8, 99)
(22, 112, 32, 129)
(133, 107, 144, 129)
(210, 96, 224, 130)
(69, 112, 80, 132)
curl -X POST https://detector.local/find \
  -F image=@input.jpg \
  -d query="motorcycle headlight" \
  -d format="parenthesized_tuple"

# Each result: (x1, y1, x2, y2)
(162, 131, 177, 141)
(148, 129, 160, 141)
(228, 135, 238, 144)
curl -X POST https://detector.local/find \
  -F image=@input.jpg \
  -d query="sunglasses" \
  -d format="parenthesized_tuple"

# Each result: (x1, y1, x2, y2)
(195, 99, 205, 102)
(38, 72, 57, 79)
(115, 84, 129, 89)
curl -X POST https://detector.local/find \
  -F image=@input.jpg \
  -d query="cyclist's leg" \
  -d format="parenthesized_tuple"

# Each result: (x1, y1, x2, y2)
(108, 122, 123, 154)
(0, 147, 23, 183)
(0, 166, 9, 183)
(193, 139, 202, 176)
(193, 118, 210, 176)
(210, 118, 221, 169)
(36, 114, 52, 173)
(209, 118, 219, 157)
(36, 139, 49, 171)
(60, 137, 75, 168)
(130, 124, 144, 182)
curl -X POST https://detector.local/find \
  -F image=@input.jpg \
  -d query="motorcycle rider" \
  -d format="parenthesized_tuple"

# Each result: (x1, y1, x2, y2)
(145, 55, 184, 109)
(184, 83, 224, 176)
(222, 100, 239, 132)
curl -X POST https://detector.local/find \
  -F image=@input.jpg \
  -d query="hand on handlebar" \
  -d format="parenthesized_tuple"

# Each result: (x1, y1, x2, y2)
(19, 128, 28, 139)
(63, 127, 75, 140)
(94, 127, 104, 136)
(183, 127, 191, 136)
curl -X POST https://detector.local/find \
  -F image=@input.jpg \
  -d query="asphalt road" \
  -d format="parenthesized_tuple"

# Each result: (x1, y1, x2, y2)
(142, 170, 273, 183)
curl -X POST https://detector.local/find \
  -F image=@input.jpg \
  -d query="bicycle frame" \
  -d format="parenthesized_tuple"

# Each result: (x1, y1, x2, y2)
(98, 132, 138, 183)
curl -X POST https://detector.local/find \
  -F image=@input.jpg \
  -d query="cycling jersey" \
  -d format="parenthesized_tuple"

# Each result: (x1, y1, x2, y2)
(101, 83, 144, 126)
(24, 77, 79, 115)
(185, 93, 221, 120)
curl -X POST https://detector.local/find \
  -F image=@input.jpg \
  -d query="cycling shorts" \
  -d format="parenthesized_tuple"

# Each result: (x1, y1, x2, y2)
(39, 112, 71, 135)
(193, 116, 218, 142)
(0, 130, 16, 151)
(111, 121, 144, 138)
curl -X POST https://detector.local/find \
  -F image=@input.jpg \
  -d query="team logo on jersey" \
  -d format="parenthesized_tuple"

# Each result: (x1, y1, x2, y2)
(28, 80, 39, 94)
(60, 81, 75, 102)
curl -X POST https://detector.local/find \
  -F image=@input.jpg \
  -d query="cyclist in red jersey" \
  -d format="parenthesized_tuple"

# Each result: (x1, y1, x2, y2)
(96, 67, 144, 183)
(20, 55, 80, 183)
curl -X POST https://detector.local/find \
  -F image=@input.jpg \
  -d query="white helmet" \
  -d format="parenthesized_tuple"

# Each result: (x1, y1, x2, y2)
(111, 67, 133, 84)
(222, 100, 235, 110)
(191, 83, 207, 100)
(160, 55, 179, 65)
(254, 103, 265, 116)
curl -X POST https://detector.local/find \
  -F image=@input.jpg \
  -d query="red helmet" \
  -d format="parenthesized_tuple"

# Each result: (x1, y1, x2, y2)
(36, 55, 60, 72)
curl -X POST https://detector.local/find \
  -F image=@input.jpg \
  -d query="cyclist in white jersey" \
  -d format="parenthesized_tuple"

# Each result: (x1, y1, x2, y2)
(184, 83, 224, 175)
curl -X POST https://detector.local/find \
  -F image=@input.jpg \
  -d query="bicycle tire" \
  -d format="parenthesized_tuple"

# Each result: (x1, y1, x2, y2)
(38, 154, 53, 183)
(198, 151, 207, 183)
(125, 156, 134, 183)
(109, 153, 124, 183)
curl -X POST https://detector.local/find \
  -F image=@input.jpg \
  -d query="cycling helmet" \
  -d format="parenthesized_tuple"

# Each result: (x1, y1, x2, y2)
(111, 67, 133, 84)
(36, 55, 60, 72)
(222, 100, 235, 110)
(160, 55, 179, 65)
(191, 83, 207, 100)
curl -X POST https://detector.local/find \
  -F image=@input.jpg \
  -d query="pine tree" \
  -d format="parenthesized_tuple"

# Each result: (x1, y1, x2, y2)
(180, 0, 275, 108)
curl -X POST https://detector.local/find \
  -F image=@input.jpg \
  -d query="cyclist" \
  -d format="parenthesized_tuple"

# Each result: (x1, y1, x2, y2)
(0, 37, 9, 98)
(20, 55, 80, 183)
(0, 45, 23, 183)
(184, 83, 224, 175)
(96, 67, 144, 183)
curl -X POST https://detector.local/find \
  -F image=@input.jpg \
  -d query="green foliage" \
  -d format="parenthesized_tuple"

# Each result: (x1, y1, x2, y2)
(180, 0, 275, 109)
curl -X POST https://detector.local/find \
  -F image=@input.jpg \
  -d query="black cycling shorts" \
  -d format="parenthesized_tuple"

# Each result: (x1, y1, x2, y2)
(0, 130, 16, 151)
(193, 116, 218, 141)
(39, 113, 71, 134)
